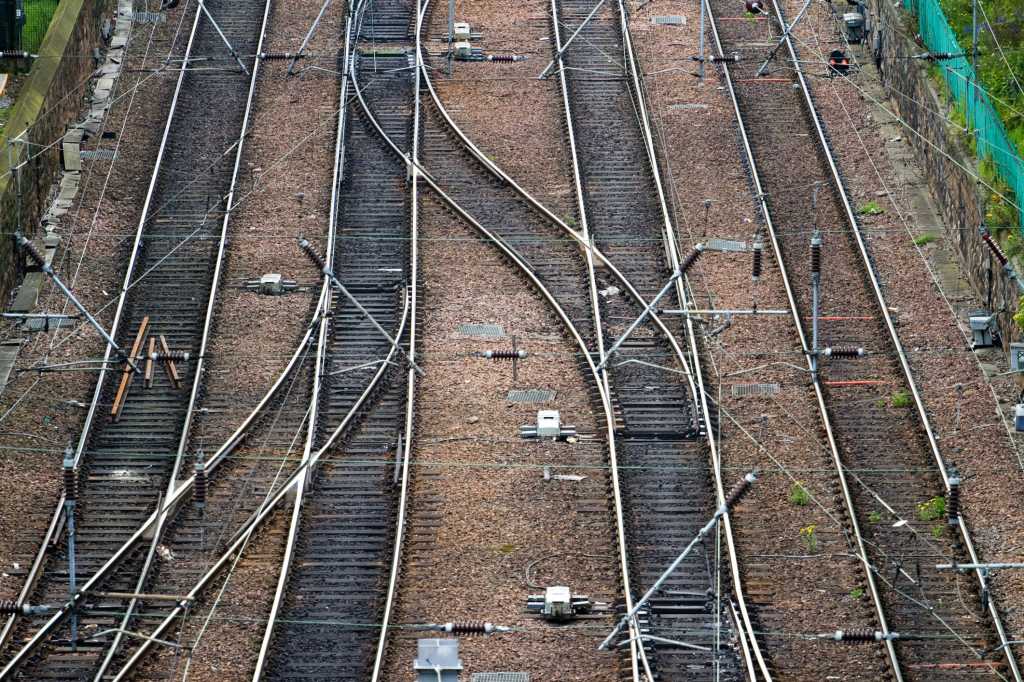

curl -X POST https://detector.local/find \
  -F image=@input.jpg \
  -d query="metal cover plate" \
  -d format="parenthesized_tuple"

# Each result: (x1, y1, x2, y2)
(131, 11, 166, 23)
(731, 383, 780, 397)
(80, 149, 117, 160)
(652, 15, 685, 25)
(472, 675, 530, 682)
(458, 323, 505, 337)
(507, 389, 555, 403)
(706, 238, 748, 253)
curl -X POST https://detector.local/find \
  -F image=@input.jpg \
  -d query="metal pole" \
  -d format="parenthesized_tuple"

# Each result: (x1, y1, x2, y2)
(14, 233, 139, 373)
(538, 0, 609, 79)
(317, 265, 423, 376)
(447, 0, 454, 76)
(755, 0, 814, 77)
(288, 0, 333, 75)
(599, 472, 757, 651)
(197, 0, 250, 75)
(62, 453, 78, 651)
(698, 0, 706, 81)
(595, 269, 681, 372)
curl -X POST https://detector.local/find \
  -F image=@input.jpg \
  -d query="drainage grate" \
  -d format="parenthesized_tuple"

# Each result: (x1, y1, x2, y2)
(731, 383, 780, 397)
(507, 389, 555, 403)
(472, 675, 530, 682)
(80, 149, 117, 160)
(458, 323, 505, 337)
(652, 15, 685, 24)
(131, 11, 166, 23)
(707, 238, 748, 253)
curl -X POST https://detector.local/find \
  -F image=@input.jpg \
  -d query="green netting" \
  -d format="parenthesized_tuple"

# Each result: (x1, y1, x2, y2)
(21, 0, 59, 53)
(903, 0, 1024, 230)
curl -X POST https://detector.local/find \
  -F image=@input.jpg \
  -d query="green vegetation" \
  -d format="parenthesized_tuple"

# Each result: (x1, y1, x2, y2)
(788, 482, 810, 507)
(22, 1, 60, 54)
(931, 524, 945, 538)
(912, 233, 936, 246)
(858, 200, 885, 215)
(918, 495, 947, 522)
(868, 510, 883, 524)
(850, 587, 865, 600)
(927, 0, 1024, 228)
(889, 390, 912, 408)
(800, 524, 818, 553)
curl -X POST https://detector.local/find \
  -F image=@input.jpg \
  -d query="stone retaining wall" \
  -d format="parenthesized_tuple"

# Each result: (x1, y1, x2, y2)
(867, 0, 1020, 347)
(0, 0, 114, 304)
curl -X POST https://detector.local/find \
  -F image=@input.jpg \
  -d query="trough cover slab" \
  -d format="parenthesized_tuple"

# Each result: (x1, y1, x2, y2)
(472, 675, 530, 682)
(80, 149, 117, 160)
(707, 238, 748, 252)
(731, 383, 781, 397)
(507, 389, 556, 403)
(652, 15, 685, 24)
(132, 11, 166, 23)
(458, 323, 505, 337)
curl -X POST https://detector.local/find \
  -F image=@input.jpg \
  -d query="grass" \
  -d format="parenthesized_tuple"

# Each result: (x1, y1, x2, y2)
(912, 233, 936, 246)
(858, 200, 885, 216)
(931, 524, 945, 539)
(21, 0, 60, 54)
(889, 390, 911, 408)
(788, 482, 810, 507)
(849, 587, 865, 600)
(917, 496, 946, 522)
(868, 510, 882, 524)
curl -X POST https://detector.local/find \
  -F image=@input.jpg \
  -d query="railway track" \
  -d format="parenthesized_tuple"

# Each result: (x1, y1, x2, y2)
(706, 0, 1022, 678)
(332, 0, 768, 678)
(0, 0, 276, 677)
(252, 4, 418, 678)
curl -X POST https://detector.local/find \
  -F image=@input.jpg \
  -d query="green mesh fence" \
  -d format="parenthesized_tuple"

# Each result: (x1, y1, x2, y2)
(903, 0, 1024, 230)
(21, 0, 60, 53)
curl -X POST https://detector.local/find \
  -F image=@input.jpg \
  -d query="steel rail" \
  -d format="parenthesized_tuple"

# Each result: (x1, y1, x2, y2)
(351, 23, 635, 681)
(0, 0, 280, 668)
(251, 9, 359, 678)
(422, 7, 755, 676)
(94, 1, 275, 676)
(0, 0, 208, 655)
(766, 1, 1022, 677)
(110, 289, 414, 681)
(613, 2, 767, 677)
(701, 1, 901, 677)
(368, 0, 423, 676)
(547, 0, 660, 677)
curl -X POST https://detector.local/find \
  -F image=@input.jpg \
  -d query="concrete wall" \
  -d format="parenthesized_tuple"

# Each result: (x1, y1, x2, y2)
(0, 0, 113, 303)
(867, 0, 1020, 347)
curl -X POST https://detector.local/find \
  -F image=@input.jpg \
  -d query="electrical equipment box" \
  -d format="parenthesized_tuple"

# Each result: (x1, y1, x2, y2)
(1015, 404, 1024, 433)
(453, 41, 473, 60)
(414, 639, 462, 682)
(843, 12, 865, 43)
(1011, 342, 1024, 372)
(259, 273, 284, 295)
(536, 410, 561, 438)
(453, 21, 471, 41)
(526, 585, 593, 622)
(970, 313, 996, 349)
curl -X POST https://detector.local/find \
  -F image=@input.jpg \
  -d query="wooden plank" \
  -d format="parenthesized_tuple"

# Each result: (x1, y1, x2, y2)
(111, 316, 149, 419)
(159, 334, 180, 390)
(144, 337, 155, 388)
